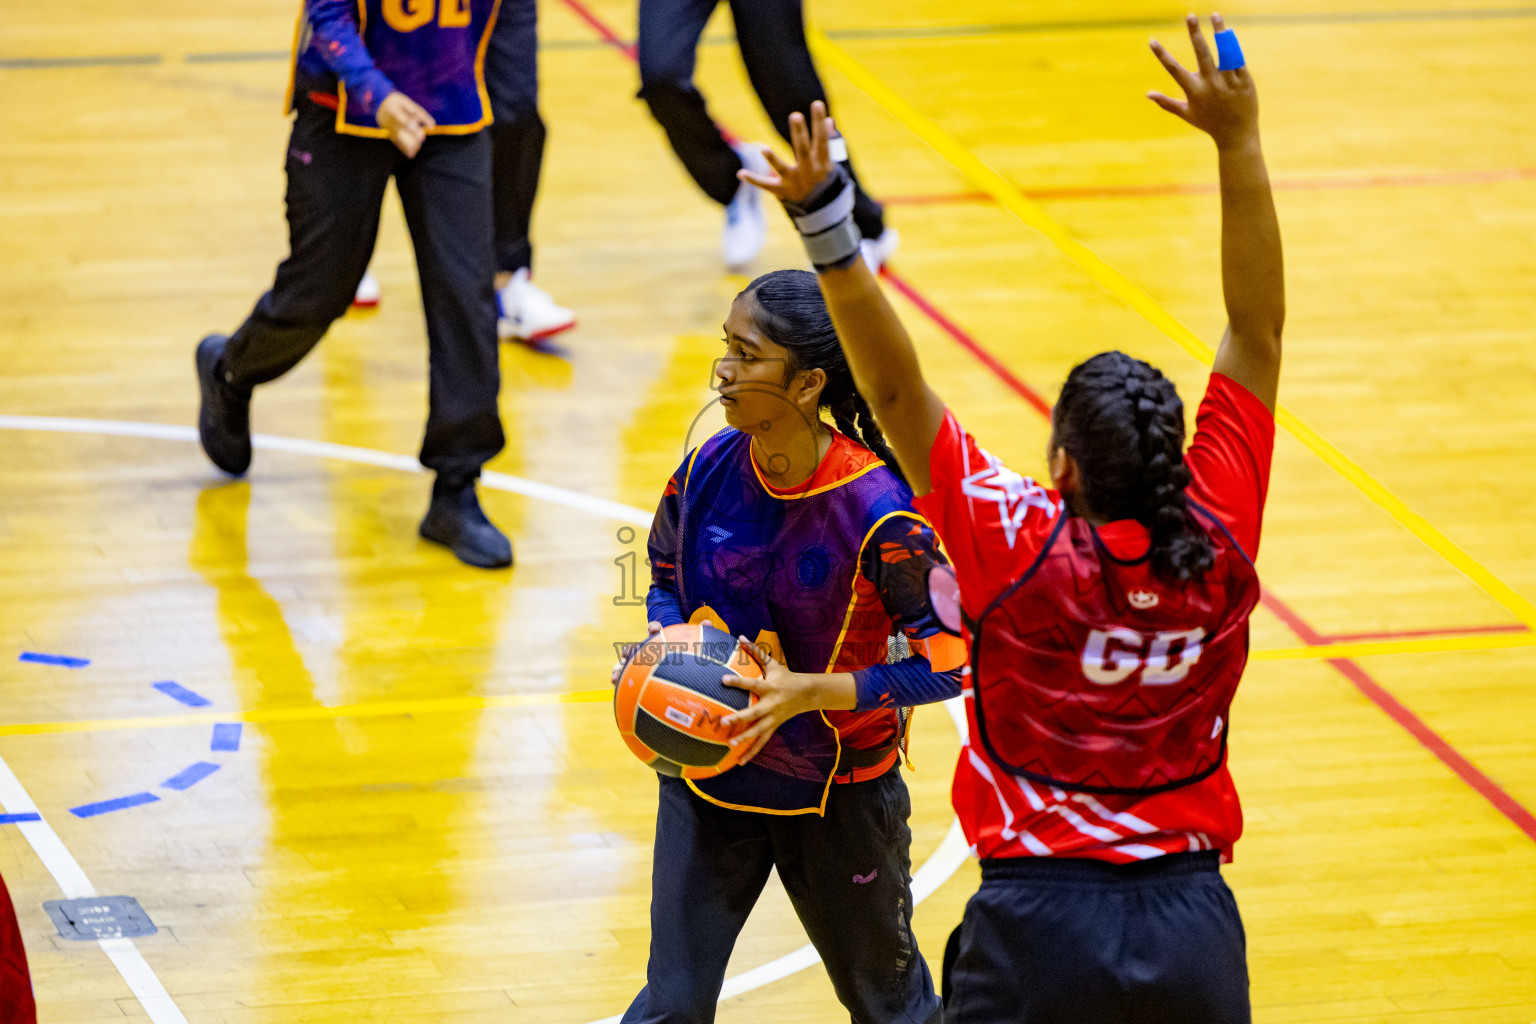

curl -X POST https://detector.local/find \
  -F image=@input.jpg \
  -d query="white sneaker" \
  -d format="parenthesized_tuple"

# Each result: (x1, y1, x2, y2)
(860, 227, 899, 273)
(352, 269, 381, 308)
(722, 143, 770, 272)
(497, 268, 576, 343)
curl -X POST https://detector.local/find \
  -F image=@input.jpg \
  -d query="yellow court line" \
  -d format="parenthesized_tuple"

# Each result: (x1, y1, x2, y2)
(1253, 631, 1536, 662)
(0, 689, 613, 739)
(4, 633, 1536, 739)
(806, 29, 1536, 633)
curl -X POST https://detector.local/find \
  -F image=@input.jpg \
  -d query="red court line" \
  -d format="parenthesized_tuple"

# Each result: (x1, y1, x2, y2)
(558, 0, 1536, 846)
(557, 0, 636, 58)
(1321, 622, 1530, 644)
(1261, 590, 1536, 843)
(880, 268, 1053, 418)
(883, 166, 1536, 207)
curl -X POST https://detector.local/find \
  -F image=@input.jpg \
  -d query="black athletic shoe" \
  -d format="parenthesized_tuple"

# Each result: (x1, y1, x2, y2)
(419, 476, 513, 569)
(195, 334, 252, 476)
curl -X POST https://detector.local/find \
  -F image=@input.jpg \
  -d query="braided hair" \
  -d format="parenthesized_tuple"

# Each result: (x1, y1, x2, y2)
(741, 269, 907, 487)
(1053, 351, 1215, 582)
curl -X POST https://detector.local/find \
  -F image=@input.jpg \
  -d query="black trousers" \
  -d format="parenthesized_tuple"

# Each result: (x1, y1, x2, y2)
(222, 99, 504, 477)
(636, 0, 886, 239)
(943, 852, 1251, 1024)
(622, 771, 941, 1024)
(486, 0, 545, 275)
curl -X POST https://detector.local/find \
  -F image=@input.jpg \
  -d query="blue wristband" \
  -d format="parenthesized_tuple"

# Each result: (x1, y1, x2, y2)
(1215, 29, 1245, 71)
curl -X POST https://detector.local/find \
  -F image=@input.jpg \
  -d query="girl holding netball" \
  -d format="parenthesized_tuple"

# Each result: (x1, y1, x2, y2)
(619, 268, 964, 1024)
(731, 15, 1283, 1022)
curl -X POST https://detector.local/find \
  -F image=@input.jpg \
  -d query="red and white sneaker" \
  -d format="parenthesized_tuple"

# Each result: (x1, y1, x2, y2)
(497, 268, 575, 344)
(860, 227, 899, 273)
(352, 270, 381, 308)
(722, 143, 770, 272)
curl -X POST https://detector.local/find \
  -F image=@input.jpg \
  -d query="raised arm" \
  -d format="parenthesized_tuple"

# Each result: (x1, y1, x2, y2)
(739, 109, 946, 494)
(1150, 14, 1285, 411)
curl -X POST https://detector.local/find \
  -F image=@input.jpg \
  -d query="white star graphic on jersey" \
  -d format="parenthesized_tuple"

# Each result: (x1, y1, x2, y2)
(960, 448, 1059, 548)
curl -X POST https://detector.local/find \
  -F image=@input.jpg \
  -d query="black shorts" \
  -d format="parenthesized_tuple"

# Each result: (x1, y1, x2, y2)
(942, 851, 1250, 1024)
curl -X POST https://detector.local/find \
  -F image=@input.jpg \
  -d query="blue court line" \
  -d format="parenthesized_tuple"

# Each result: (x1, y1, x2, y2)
(211, 723, 242, 752)
(70, 793, 159, 818)
(5, 7, 1536, 71)
(19, 652, 89, 668)
(0, 813, 42, 824)
(152, 681, 211, 707)
(161, 762, 220, 791)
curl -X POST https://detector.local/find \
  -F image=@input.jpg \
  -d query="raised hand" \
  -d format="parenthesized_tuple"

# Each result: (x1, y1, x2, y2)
(376, 91, 435, 158)
(737, 100, 839, 206)
(1149, 14, 1258, 151)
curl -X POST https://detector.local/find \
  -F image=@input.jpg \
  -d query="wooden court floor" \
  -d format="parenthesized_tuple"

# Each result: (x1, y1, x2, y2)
(2, 0, 1536, 1021)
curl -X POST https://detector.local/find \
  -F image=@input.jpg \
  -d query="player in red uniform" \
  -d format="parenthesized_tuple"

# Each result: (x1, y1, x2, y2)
(0, 872, 36, 1023)
(727, 15, 1283, 1021)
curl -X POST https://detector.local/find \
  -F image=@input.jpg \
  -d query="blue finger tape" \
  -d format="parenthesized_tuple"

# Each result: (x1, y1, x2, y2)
(0, 813, 42, 825)
(19, 652, 89, 668)
(71, 792, 159, 818)
(1215, 30, 1245, 70)
(153, 680, 211, 707)
(211, 723, 242, 752)
(162, 762, 220, 791)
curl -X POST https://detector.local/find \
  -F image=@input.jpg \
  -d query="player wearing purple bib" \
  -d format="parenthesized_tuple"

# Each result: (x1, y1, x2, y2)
(197, 0, 514, 568)
(617, 270, 958, 1024)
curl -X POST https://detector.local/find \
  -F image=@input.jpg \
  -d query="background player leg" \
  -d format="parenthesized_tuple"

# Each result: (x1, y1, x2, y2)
(486, 0, 574, 345)
(198, 98, 392, 476)
(393, 131, 511, 569)
(770, 768, 942, 1024)
(622, 777, 775, 1024)
(727, 0, 896, 269)
(636, 0, 768, 269)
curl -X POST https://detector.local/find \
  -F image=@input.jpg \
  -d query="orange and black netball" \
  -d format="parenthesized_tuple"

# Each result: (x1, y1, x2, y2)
(613, 622, 762, 779)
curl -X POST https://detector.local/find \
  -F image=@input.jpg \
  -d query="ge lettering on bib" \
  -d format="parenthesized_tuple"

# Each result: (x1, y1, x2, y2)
(381, 0, 473, 31)
(968, 504, 1261, 795)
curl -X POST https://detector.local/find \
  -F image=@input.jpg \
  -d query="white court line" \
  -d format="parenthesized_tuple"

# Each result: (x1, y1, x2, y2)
(0, 414, 972, 1019)
(0, 754, 189, 1024)
(0, 415, 653, 527)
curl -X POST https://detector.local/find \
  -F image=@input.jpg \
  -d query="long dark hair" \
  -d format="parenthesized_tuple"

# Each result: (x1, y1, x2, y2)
(1053, 351, 1215, 582)
(741, 269, 906, 486)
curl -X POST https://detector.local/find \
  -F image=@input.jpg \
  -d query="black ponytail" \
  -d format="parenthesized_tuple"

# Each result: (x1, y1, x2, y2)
(740, 269, 908, 487)
(1054, 351, 1215, 582)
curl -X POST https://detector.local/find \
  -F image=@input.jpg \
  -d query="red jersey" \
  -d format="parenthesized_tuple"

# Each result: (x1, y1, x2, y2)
(912, 373, 1275, 863)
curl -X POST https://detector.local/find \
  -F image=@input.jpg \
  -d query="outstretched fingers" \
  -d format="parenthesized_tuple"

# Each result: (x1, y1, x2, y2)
(1147, 91, 1191, 121)
(1149, 38, 1195, 94)
(808, 100, 831, 170)
(1186, 13, 1216, 74)
(787, 110, 813, 165)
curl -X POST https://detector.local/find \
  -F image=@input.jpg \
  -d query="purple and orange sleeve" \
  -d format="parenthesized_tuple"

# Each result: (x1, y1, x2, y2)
(306, 0, 397, 116)
(645, 471, 686, 627)
(851, 516, 964, 711)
